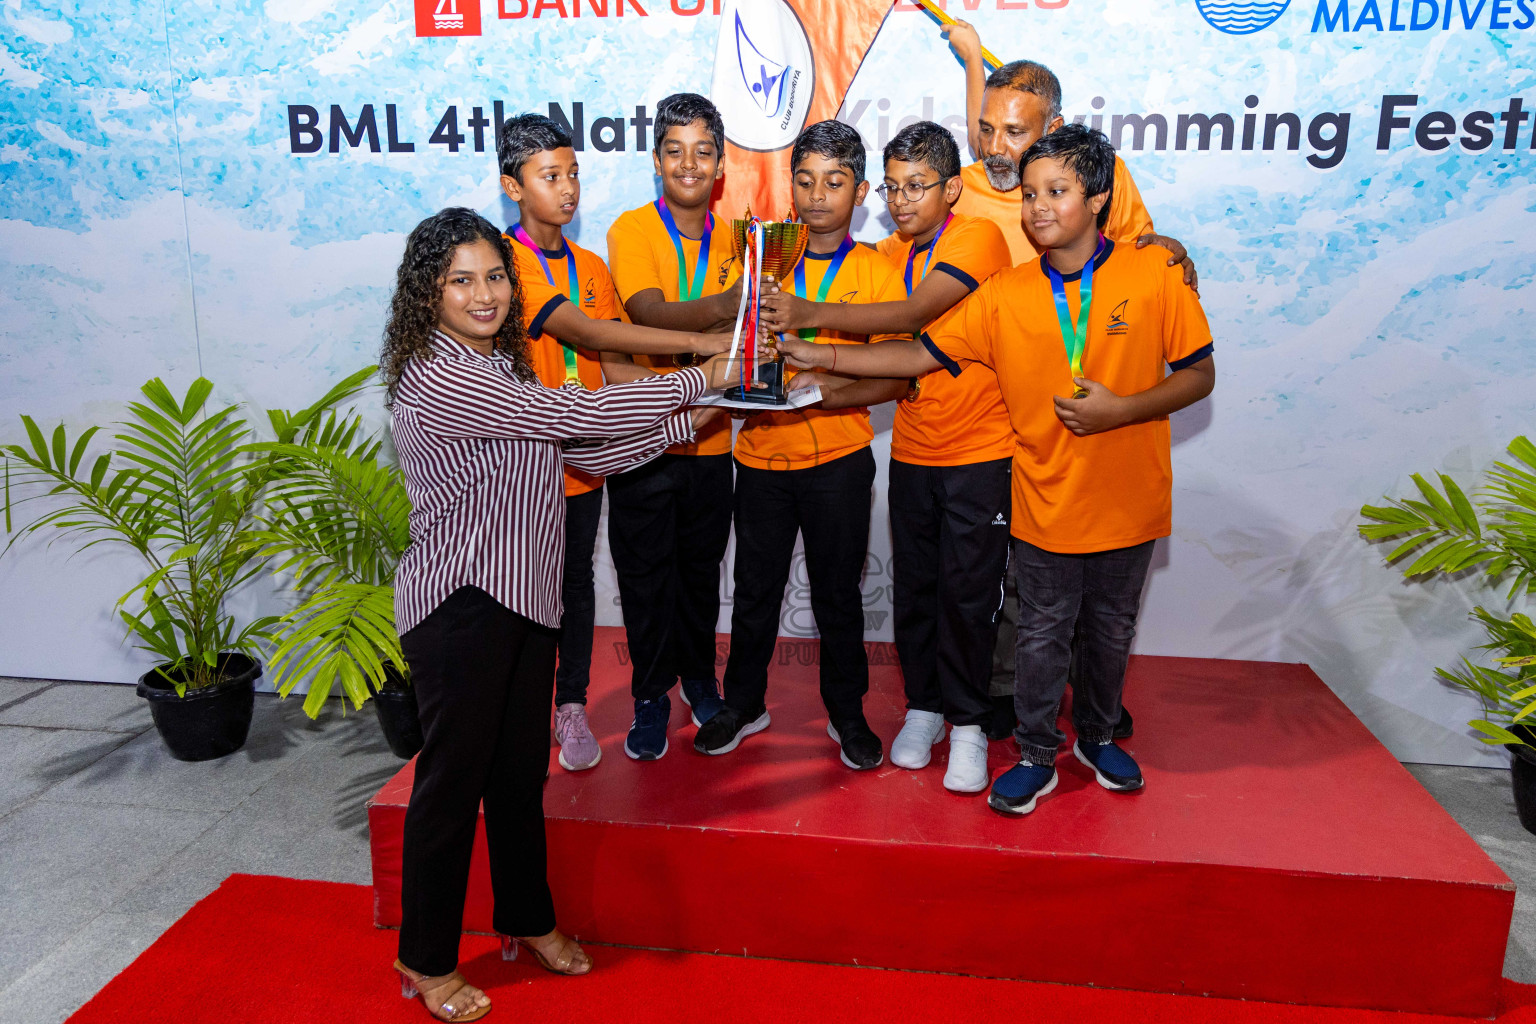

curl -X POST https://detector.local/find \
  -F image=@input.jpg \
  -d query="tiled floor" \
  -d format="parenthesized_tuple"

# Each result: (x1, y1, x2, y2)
(0, 679, 1530, 1024)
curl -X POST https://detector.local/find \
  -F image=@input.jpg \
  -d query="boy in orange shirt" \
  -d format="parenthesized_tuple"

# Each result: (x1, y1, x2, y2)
(692, 120, 909, 771)
(758, 121, 1011, 795)
(772, 125, 1215, 815)
(497, 113, 726, 771)
(602, 94, 740, 761)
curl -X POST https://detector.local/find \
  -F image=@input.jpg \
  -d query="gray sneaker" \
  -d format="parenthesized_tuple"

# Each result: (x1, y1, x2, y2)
(554, 703, 601, 771)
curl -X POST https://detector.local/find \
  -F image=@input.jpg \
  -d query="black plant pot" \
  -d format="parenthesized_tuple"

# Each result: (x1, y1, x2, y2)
(368, 667, 423, 760)
(135, 654, 260, 762)
(1511, 727, 1536, 836)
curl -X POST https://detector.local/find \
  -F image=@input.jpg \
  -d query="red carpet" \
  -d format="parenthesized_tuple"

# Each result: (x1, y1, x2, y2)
(67, 875, 1536, 1023)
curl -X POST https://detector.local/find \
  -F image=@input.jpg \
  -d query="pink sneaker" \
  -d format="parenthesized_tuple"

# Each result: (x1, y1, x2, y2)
(554, 703, 601, 771)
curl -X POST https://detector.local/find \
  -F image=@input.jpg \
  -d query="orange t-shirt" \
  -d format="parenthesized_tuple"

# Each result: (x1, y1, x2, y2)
(876, 214, 1013, 467)
(923, 241, 1213, 554)
(953, 155, 1154, 266)
(605, 202, 734, 458)
(506, 229, 617, 497)
(730, 241, 906, 471)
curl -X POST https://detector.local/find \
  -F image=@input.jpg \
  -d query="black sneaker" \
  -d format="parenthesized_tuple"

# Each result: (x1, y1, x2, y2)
(624, 694, 671, 761)
(826, 718, 883, 770)
(693, 705, 770, 755)
(985, 693, 1016, 742)
(1114, 705, 1134, 740)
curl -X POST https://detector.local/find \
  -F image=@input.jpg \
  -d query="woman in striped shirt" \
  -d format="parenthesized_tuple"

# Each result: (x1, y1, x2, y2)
(385, 208, 741, 1022)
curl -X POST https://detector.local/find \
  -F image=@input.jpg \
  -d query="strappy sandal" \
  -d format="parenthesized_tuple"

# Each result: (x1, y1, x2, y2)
(393, 959, 492, 1022)
(499, 929, 593, 975)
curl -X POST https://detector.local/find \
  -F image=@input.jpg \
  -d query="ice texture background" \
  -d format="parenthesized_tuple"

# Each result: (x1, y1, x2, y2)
(1, 0, 1532, 766)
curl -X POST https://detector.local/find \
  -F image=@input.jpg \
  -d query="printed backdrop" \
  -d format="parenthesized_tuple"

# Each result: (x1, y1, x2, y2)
(2, 0, 1532, 766)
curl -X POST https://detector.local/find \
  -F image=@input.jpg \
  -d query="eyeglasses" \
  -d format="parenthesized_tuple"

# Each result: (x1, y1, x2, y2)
(874, 178, 949, 204)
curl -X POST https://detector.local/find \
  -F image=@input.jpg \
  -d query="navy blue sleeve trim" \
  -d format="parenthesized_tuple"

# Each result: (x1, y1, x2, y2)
(528, 294, 569, 340)
(933, 262, 979, 292)
(1168, 342, 1214, 372)
(920, 332, 963, 378)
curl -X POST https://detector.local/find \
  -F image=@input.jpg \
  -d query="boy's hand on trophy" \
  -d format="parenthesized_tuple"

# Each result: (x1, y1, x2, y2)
(787, 370, 842, 394)
(1053, 378, 1130, 436)
(770, 334, 823, 370)
(759, 289, 810, 332)
(690, 332, 732, 356)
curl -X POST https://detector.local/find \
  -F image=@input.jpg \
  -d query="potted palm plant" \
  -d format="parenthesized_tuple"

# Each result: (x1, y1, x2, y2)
(2, 375, 366, 761)
(1360, 435, 1536, 833)
(251, 372, 420, 758)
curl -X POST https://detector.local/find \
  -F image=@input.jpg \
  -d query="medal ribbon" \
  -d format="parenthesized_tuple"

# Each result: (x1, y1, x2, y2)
(792, 234, 855, 344)
(655, 199, 713, 302)
(510, 224, 583, 387)
(902, 213, 953, 296)
(1044, 235, 1107, 385)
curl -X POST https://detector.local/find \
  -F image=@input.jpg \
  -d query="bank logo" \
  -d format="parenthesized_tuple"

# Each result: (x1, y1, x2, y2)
(416, 0, 481, 36)
(1195, 0, 1292, 33)
(711, 0, 815, 153)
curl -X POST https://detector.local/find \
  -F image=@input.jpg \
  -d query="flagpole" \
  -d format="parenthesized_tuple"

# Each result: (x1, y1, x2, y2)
(907, 0, 1004, 70)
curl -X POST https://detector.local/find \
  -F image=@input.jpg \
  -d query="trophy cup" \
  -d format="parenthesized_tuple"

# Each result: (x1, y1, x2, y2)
(725, 212, 810, 405)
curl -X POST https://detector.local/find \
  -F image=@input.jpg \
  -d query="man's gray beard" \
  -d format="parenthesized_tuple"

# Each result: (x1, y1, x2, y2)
(982, 157, 1019, 192)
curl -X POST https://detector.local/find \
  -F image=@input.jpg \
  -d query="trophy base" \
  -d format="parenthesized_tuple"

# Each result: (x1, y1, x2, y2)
(723, 362, 788, 406)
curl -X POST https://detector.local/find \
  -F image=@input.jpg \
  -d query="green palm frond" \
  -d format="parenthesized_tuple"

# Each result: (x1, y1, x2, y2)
(266, 581, 402, 718)
(1361, 436, 1536, 748)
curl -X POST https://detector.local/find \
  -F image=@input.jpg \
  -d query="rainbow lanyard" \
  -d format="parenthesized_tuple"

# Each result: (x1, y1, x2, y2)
(792, 234, 855, 343)
(655, 199, 713, 301)
(903, 213, 953, 342)
(1044, 235, 1107, 385)
(510, 224, 583, 387)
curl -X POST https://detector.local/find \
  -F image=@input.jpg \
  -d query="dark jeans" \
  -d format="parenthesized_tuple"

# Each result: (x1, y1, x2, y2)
(606, 453, 733, 701)
(554, 485, 603, 707)
(723, 447, 875, 724)
(889, 457, 1012, 728)
(1011, 538, 1155, 766)
(398, 586, 558, 977)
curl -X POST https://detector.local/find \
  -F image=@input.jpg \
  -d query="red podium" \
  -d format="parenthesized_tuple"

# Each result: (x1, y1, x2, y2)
(369, 628, 1513, 1017)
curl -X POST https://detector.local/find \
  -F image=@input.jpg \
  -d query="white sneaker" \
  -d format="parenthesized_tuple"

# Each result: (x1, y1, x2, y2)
(890, 709, 946, 769)
(943, 724, 990, 793)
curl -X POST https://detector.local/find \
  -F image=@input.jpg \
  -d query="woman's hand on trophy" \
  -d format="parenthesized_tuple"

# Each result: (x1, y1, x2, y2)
(768, 334, 824, 370)
(701, 348, 770, 390)
(759, 288, 811, 333)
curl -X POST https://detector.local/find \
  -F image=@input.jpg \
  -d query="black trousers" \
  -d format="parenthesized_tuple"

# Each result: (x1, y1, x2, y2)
(889, 457, 1012, 729)
(398, 586, 558, 977)
(722, 447, 875, 723)
(1011, 539, 1155, 765)
(554, 485, 603, 707)
(606, 453, 733, 701)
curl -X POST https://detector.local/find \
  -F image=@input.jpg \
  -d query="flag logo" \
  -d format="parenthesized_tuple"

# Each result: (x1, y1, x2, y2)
(712, 0, 815, 153)
(416, 0, 481, 37)
(1194, 0, 1291, 34)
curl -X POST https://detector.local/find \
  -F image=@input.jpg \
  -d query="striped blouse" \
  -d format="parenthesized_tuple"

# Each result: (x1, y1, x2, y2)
(392, 332, 706, 634)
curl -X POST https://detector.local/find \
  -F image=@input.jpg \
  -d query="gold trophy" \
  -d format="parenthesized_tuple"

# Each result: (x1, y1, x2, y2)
(726, 212, 810, 405)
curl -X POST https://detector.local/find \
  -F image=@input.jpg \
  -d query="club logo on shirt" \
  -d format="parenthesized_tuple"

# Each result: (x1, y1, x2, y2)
(584, 278, 597, 305)
(835, 290, 858, 304)
(1106, 299, 1130, 337)
(415, 0, 481, 37)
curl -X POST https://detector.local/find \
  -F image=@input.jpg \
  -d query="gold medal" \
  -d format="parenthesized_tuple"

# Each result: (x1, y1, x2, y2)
(905, 377, 922, 403)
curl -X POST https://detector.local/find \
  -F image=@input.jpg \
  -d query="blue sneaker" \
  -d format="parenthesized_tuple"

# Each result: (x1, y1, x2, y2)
(988, 761, 1057, 816)
(678, 677, 725, 727)
(1073, 738, 1144, 791)
(624, 695, 671, 761)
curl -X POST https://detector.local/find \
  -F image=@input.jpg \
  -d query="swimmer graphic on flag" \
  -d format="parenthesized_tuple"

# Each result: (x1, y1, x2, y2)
(710, 0, 892, 219)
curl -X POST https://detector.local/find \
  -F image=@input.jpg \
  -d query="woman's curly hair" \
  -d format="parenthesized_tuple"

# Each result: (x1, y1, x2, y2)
(381, 207, 535, 402)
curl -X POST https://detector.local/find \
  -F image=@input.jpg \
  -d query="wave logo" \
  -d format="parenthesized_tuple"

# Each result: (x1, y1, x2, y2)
(1195, 0, 1292, 33)
(711, 0, 815, 152)
(415, 0, 480, 36)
